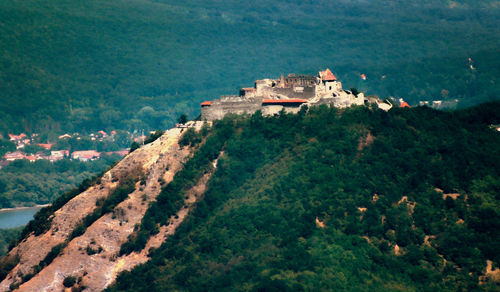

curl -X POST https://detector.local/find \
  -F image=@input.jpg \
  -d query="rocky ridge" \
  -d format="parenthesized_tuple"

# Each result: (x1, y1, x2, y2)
(0, 122, 206, 291)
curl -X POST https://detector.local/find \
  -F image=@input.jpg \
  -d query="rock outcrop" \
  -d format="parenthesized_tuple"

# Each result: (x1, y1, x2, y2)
(0, 123, 207, 291)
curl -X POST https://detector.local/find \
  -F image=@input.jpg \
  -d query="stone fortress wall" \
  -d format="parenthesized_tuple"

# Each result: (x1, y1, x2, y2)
(201, 69, 366, 121)
(201, 96, 262, 121)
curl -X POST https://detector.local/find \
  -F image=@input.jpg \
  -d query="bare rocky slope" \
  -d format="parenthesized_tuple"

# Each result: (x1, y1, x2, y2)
(0, 122, 209, 291)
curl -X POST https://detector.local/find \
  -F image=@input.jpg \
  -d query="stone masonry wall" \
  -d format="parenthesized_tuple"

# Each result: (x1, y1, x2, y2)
(201, 99, 262, 120)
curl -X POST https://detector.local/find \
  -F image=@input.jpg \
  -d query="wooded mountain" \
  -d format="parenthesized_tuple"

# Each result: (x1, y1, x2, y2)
(1, 0, 499, 134)
(2, 102, 499, 290)
(1, 1, 499, 289)
(106, 103, 500, 291)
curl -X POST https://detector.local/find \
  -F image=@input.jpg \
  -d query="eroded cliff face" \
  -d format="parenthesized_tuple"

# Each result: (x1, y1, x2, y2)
(0, 123, 208, 291)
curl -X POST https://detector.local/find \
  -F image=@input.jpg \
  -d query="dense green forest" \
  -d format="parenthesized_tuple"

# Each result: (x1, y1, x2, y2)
(0, 0, 499, 134)
(0, 156, 119, 208)
(108, 102, 500, 291)
(1, 0, 499, 287)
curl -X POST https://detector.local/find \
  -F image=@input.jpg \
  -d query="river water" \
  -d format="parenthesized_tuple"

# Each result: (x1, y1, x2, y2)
(0, 206, 44, 229)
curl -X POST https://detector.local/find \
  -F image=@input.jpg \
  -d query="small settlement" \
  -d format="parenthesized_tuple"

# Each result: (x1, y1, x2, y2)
(2, 130, 133, 165)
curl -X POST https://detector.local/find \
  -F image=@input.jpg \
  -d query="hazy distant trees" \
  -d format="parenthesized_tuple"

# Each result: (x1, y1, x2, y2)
(0, 0, 498, 135)
(0, 157, 117, 208)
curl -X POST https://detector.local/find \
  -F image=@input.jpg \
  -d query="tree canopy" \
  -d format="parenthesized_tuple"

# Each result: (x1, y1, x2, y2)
(108, 102, 500, 291)
(0, 0, 499, 134)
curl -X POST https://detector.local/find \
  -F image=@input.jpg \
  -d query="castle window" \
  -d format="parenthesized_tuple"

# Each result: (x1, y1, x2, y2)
(329, 86, 332, 90)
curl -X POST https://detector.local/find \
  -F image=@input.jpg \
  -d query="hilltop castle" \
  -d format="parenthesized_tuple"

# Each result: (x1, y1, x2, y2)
(201, 69, 366, 120)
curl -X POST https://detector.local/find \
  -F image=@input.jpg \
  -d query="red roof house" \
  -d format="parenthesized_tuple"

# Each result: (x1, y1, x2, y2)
(25, 155, 38, 162)
(400, 101, 411, 108)
(4, 151, 25, 161)
(71, 150, 101, 161)
(50, 150, 69, 161)
(38, 143, 53, 150)
(8, 133, 27, 141)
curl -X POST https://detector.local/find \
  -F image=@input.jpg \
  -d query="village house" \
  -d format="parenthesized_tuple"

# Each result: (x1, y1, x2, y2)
(8, 133, 30, 149)
(3, 151, 25, 161)
(400, 101, 411, 108)
(58, 133, 72, 139)
(50, 150, 70, 162)
(1, 130, 125, 164)
(71, 150, 101, 162)
(38, 143, 53, 150)
(25, 155, 38, 162)
(418, 99, 459, 109)
(8, 133, 27, 143)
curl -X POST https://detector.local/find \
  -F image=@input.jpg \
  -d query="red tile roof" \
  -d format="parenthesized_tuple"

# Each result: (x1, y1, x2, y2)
(400, 101, 411, 108)
(38, 143, 53, 150)
(3, 151, 25, 160)
(200, 101, 212, 106)
(25, 155, 37, 162)
(8, 133, 27, 140)
(71, 150, 101, 160)
(319, 68, 337, 81)
(262, 99, 308, 104)
(241, 87, 256, 91)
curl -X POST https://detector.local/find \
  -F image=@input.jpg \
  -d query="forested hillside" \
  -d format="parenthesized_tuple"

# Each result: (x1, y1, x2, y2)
(108, 102, 500, 291)
(1, 0, 499, 134)
(0, 157, 118, 208)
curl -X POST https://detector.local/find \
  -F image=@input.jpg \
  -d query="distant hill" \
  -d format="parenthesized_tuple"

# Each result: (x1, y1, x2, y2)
(0, 0, 499, 134)
(2, 102, 499, 290)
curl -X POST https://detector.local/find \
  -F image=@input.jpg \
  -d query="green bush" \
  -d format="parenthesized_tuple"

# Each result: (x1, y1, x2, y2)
(144, 131, 164, 145)
(179, 128, 202, 147)
(63, 275, 76, 288)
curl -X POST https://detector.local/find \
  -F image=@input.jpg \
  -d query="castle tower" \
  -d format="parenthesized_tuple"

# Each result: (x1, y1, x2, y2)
(319, 68, 341, 93)
(279, 74, 286, 88)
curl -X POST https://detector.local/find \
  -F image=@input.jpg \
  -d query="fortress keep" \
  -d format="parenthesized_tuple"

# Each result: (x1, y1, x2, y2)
(201, 69, 365, 120)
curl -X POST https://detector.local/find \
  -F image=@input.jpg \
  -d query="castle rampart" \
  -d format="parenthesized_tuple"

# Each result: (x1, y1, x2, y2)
(200, 68, 366, 120)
